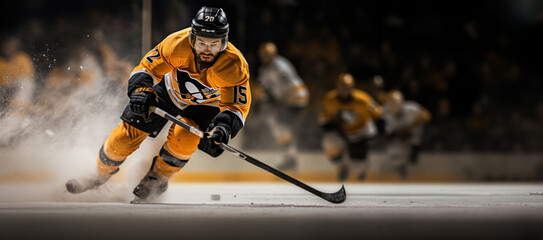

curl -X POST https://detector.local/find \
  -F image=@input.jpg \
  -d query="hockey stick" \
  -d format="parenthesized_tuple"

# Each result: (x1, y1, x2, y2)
(149, 106, 346, 204)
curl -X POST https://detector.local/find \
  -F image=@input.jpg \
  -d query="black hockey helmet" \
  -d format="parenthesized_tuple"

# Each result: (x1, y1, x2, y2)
(190, 6, 229, 51)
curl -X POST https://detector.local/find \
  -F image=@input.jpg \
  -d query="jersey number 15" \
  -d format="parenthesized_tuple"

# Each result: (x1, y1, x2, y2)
(233, 85, 248, 104)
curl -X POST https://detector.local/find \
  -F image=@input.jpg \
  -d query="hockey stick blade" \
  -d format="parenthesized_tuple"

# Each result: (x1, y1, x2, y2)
(219, 142, 346, 204)
(149, 106, 347, 204)
(321, 185, 346, 204)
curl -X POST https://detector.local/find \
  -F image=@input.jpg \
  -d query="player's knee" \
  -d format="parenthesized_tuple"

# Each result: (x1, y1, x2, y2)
(322, 132, 345, 162)
(165, 118, 201, 157)
(324, 145, 344, 162)
(276, 130, 293, 146)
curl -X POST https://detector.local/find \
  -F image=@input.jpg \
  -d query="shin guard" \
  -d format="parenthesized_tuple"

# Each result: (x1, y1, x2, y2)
(96, 144, 125, 177)
(151, 146, 189, 179)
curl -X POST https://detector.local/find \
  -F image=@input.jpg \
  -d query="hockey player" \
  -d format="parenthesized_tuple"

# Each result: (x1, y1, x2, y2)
(255, 41, 309, 170)
(66, 6, 251, 201)
(381, 90, 431, 179)
(0, 37, 36, 145)
(0, 37, 35, 116)
(319, 73, 382, 181)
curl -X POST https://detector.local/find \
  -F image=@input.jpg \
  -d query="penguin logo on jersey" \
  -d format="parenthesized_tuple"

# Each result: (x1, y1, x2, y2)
(174, 69, 220, 104)
(338, 109, 358, 125)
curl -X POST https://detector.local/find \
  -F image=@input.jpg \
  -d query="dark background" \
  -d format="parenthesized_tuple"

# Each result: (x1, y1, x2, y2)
(2, 0, 542, 152)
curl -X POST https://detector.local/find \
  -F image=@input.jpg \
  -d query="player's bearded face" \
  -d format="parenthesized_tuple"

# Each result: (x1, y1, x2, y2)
(194, 36, 222, 68)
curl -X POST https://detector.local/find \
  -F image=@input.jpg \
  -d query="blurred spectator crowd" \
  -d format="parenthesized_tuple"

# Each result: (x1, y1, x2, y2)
(1, 0, 542, 152)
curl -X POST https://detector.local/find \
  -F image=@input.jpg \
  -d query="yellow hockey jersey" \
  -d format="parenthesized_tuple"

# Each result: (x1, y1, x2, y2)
(319, 89, 382, 138)
(132, 28, 251, 123)
(0, 52, 34, 87)
(0, 52, 35, 108)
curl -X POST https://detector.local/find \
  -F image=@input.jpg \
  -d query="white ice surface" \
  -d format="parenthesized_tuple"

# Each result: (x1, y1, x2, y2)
(1, 183, 543, 240)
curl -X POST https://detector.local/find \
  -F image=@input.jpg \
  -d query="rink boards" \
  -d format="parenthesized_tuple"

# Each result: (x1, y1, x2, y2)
(2, 149, 542, 183)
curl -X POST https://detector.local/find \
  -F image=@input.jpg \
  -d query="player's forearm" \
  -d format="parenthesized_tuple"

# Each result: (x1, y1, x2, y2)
(127, 72, 155, 97)
(212, 110, 244, 138)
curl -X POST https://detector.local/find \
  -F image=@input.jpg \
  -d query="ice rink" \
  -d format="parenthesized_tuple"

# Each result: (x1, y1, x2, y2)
(1, 182, 542, 239)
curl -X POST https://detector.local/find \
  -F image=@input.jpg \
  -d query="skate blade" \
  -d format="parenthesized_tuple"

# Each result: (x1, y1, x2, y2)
(130, 197, 146, 204)
(131, 195, 160, 204)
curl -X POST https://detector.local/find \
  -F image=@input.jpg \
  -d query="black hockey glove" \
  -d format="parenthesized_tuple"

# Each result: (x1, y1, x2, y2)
(198, 111, 243, 158)
(129, 87, 157, 123)
(198, 123, 230, 158)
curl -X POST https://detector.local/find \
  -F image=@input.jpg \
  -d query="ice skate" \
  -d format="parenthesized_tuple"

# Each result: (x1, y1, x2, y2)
(66, 171, 115, 194)
(397, 164, 408, 180)
(357, 170, 367, 181)
(338, 165, 349, 182)
(131, 169, 168, 203)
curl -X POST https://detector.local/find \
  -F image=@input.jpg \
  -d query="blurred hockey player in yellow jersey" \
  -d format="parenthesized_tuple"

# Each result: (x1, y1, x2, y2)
(319, 73, 382, 181)
(255, 42, 309, 170)
(66, 6, 251, 201)
(381, 90, 431, 179)
(0, 37, 36, 145)
(0, 37, 35, 115)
